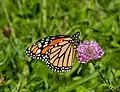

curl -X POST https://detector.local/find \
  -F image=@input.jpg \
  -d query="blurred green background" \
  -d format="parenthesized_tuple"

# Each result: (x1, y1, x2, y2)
(0, 0, 120, 92)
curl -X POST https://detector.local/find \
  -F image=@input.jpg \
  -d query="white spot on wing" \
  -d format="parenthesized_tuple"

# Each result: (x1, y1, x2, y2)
(46, 39, 49, 41)
(45, 42, 48, 44)
(55, 44, 57, 46)
(37, 54, 40, 56)
(37, 57, 39, 59)
(30, 56, 32, 58)
(38, 43, 42, 48)
(27, 53, 30, 55)
(41, 40, 44, 43)
(28, 47, 31, 50)
(43, 44, 48, 47)
(36, 49, 41, 54)
(25, 51, 28, 53)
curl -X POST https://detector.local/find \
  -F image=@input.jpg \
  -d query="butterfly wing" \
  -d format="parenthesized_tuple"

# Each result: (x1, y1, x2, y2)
(46, 38, 76, 73)
(25, 36, 65, 62)
(25, 32, 80, 73)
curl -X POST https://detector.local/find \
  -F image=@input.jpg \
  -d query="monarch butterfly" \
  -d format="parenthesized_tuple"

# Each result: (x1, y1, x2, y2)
(25, 32, 80, 73)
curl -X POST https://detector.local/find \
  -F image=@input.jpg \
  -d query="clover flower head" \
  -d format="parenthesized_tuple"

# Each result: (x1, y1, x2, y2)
(77, 40, 104, 63)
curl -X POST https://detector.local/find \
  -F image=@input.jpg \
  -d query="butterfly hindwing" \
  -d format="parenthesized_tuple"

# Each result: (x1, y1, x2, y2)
(46, 38, 76, 72)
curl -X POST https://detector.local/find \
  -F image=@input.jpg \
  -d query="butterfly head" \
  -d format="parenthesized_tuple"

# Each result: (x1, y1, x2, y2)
(71, 32, 80, 46)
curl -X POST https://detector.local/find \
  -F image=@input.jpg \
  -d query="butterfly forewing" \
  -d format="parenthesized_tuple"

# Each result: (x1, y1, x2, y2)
(26, 36, 54, 61)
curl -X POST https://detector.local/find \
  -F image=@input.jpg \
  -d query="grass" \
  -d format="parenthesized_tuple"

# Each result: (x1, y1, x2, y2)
(0, 0, 120, 92)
